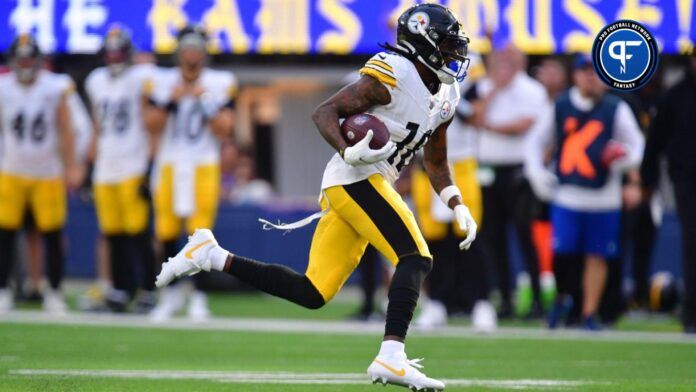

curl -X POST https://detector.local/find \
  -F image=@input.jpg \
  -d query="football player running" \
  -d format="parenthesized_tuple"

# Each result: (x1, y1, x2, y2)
(85, 25, 158, 312)
(145, 26, 236, 321)
(0, 34, 83, 314)
(156, 4, 475, 390)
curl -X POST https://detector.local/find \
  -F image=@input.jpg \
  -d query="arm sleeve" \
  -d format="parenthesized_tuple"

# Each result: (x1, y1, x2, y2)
(524, 104, 556, 178)
(222, 73, 238, 109)
(359, 53, 397, 89)
(148, 71, 171, 107)
(136, 64, 156, 98)
(613, 101, 645, 170)
(84, 71, 96, 102)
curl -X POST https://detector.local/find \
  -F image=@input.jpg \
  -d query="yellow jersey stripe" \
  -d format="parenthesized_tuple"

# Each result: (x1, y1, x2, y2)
(366, 59, 394, 73)
(359, 67, 397, 88)
(142, 79, 154, 95)
(227, 84, 238, 100)
(363, 64, 396, 81)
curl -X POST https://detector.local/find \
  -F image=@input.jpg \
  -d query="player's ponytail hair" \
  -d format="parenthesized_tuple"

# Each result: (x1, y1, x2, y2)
(379, 42, 417, 62)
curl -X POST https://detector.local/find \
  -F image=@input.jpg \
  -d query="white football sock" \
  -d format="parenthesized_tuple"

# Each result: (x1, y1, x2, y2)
(378, 340, 405, 357)
(208, 246, 229, 271)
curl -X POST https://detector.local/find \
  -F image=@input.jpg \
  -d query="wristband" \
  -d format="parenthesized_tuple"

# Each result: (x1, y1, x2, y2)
(439, 185, 462, 207)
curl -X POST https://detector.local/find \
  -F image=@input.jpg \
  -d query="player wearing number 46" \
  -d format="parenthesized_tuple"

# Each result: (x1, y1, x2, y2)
(144, 26, 236, 322)
(0, 34, 84, 315)
(156, 4, 475, 391)
(84, 25, 159, 313)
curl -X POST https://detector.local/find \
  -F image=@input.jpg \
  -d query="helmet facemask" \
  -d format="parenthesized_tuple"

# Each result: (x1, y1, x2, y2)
(176, 30, 208, 81)
(10, 36, 42, 84)
(437, 33, 470, 84)
(102, 26, 133, 77)
(411, 21, 470, 85)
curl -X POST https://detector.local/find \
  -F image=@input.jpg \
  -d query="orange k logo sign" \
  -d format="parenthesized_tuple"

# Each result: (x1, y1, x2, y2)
(559, 117, 604, 179)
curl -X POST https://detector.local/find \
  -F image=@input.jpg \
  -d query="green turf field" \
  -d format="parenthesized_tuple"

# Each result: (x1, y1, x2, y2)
(1, 317, 695, 392)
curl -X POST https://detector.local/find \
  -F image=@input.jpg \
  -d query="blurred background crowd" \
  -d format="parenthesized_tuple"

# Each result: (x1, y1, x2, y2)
(0, 1, 695, 335)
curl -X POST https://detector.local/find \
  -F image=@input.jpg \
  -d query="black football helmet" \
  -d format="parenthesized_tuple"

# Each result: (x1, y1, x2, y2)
(7, 33, 42, 83)
(394, 3, 470, 84)
(100, 24, 133, 75)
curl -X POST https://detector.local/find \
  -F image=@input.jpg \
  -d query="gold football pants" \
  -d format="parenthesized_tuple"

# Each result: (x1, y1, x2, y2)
(0, 173, 66, 232)
(306, 174, 431, 302)
(412, 158, 483, 241)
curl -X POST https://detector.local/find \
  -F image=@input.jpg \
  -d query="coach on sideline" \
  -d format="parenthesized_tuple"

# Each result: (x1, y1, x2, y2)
(641, 51, 696, 334)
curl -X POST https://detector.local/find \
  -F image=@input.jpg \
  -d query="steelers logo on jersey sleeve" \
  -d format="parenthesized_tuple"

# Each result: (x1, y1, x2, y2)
(440, 101, 452, 119)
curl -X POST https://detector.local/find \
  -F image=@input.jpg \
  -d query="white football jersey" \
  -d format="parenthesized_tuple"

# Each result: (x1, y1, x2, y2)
(321, 52, 460, 189)
(86, 64, 156, 183)
(151, 67, 237, 166)
(0, 70, 73, 178)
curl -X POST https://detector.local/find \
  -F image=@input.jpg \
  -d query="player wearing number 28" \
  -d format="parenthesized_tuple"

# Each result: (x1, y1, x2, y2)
(155, 4, 476, 391)
(85, 25, 158, 312)
(0, 33, 83, 314)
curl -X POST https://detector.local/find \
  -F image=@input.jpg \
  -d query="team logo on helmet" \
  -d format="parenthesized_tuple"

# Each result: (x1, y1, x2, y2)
(440, 101, 452, 119)
(407, 12, 430, 34)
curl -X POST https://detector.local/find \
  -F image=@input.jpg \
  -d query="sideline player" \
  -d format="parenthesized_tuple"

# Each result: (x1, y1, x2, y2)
(0, 34, 83, 314)
(156, 5, 476, 391)
(85, 26, 158, 312)
(144, 26, 236, 321)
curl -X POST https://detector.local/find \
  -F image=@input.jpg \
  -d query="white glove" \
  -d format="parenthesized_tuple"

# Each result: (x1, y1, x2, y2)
(529, 169, 558, 202)
(342, 130, 397, 166)
(454, 204, 477, 250)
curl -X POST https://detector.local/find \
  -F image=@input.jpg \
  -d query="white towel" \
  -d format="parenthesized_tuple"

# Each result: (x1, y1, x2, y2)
(174, 161, 195, 217)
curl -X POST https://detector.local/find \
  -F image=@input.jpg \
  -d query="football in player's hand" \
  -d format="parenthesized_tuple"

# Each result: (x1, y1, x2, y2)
(601, 140, 626, 168)
(341, 113, 390, 149)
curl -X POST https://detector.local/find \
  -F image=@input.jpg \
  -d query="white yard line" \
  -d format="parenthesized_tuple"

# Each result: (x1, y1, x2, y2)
(1, 310, 695, 345)
(8, 369, 594, 389)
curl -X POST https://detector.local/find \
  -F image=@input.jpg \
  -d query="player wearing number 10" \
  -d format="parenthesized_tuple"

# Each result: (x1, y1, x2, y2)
(85, 25, 158, 312)
(145, 26, 236, 321)
(0, 34, 83, 314)
(156, 4, 476, 391)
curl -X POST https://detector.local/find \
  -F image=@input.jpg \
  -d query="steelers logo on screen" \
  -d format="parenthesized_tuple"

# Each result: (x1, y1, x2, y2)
(592, 20, 659, 91)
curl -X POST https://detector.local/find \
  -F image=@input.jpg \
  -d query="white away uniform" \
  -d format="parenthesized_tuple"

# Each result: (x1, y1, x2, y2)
(149, 67, 237, 240)
(0, 71, 73, 231)
(85, 63, 156, 235)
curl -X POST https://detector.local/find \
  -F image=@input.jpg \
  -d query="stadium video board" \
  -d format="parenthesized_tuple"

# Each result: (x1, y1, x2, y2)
(0, 0, 694, 55)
